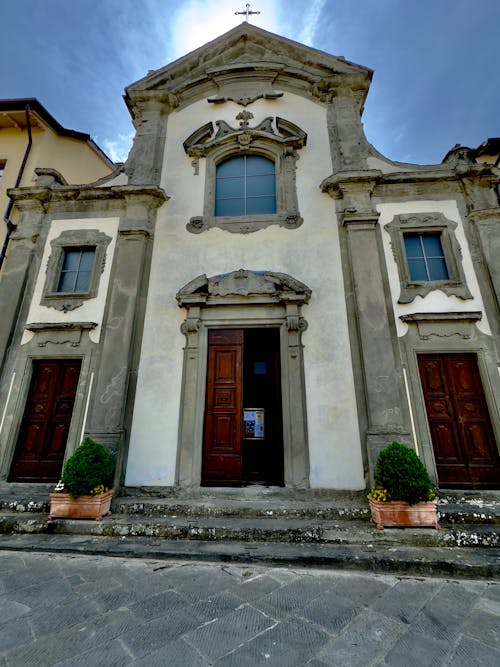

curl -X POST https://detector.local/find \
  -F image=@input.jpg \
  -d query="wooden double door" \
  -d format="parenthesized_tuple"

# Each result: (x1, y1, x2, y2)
(418, 353, 500, 489)
(9, 359, 81, 483)
(202, 328, 284, 486)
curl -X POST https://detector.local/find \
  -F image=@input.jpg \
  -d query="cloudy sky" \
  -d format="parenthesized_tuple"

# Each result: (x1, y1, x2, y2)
(2, 0, 499, 165)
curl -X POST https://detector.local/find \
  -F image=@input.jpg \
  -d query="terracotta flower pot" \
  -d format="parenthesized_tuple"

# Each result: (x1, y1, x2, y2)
(49, 490, 113, 521)
(368, 496, 440, 530)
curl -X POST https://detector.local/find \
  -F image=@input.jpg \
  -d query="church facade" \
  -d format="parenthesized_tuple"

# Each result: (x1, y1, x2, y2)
(0, 24, 499, 494)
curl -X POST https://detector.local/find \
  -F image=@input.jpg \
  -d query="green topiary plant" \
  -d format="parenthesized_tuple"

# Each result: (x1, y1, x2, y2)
(373, 441, 435, 505)
(61, 437, 115, 498)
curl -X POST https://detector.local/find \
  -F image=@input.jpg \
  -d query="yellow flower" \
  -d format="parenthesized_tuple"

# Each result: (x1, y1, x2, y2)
(370, 487, 389, 502)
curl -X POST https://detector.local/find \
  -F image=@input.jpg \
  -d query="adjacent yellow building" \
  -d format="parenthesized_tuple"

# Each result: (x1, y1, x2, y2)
(0, 98, 114, 226)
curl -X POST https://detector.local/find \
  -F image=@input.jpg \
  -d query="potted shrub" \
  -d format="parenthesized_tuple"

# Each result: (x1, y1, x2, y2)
(368, 441, 440, 530)
(49, 437, 115, 521)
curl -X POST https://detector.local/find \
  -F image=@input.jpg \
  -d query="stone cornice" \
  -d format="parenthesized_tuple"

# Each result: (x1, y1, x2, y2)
(7, 184, 168, 213)
(26, 322, 98, 332)
(320, 170, 382, 199)
(124, 24, 372, 113)
(399, 312, 482, 323)
(468, 207, 500, 224)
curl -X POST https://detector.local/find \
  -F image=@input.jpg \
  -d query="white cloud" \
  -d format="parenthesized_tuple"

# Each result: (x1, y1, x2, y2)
(169, 0, 281, 59)
(295, 0, 326, 46)
(103, 132, 135, 163)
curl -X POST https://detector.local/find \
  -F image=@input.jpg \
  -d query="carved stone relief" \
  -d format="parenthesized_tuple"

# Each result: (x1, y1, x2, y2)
(183, 114, 306, 234)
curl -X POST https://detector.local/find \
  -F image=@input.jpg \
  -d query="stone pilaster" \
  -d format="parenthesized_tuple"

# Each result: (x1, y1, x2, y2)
(321, 171, 412, 479)
(83, 192, 165, 487)
(284, 301, 310, 488)
(313, 76, 371, 173)
(0, 196, 46, 374)
(125, 93, 177, 185)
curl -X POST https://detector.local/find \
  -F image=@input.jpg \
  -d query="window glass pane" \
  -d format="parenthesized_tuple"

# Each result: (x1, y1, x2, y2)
(75, 270, 92, 292)
(58, 271, 77, 292)
(61, 250, 82, 270)
(246, 196, 276, 214)
(427, 258, 449, 280)
(79, 249, 95, 271)
(57, 247, 95, 293)
(246, 174, 276, 197)
(407, 258, 428, 281)
(404, 235, 423, 258)
(215, 155, 276, 217)
(216, 156, 245, 177)
(215, 198, 245, 216)
(246, 155, 275, 176)
(216, 176, 244, 199)
(422, 234, 444, 257)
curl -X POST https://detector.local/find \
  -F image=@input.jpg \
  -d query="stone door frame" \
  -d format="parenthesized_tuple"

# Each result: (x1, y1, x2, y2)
(176, 270, 311, 490)
(399, 312, 500, 486)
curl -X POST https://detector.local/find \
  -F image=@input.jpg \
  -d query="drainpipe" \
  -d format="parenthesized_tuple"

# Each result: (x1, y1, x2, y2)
(0, 104, 32, 270)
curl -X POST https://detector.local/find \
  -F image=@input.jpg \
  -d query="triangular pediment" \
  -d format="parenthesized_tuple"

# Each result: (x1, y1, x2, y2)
(125, 23, 372, 117)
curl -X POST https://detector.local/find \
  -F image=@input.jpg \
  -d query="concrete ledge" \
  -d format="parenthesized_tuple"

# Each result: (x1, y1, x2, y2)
(0, 533, 498, 579)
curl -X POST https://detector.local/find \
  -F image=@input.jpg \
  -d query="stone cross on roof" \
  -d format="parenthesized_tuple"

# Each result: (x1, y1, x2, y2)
(235, 3, 260, 22)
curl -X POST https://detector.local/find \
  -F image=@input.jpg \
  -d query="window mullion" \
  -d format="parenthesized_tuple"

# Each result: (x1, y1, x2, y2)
(420, 236, 431, 280)
(243, 156, 247, 215)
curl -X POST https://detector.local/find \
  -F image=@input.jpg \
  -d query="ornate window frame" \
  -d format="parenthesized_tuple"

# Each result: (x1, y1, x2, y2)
(183, 113, 307, 234)
(41, 229, 112, 312)
(384, 213, 473, 304)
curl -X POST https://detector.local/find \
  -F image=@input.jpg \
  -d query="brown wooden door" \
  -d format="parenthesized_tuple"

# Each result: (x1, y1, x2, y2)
(9, 359, 82, 482)
(202, 330, 243, 484)
(418, 353, 500, 489)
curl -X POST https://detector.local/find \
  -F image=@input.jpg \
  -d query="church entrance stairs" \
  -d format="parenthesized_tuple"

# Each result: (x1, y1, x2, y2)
(1, 487, 498, 556)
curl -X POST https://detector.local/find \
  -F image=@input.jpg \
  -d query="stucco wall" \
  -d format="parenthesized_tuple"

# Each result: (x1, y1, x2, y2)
(126, 93, 364, 489)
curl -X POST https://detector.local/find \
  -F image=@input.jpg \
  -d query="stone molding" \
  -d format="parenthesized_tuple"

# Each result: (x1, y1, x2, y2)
(25, 321, 98, 347)
(384, 212, 473, 304)
(8, 184, 167, 215)
(124, 23, 372, 113)
(184, 113, 306, 235)
(177, 269, 312, 307)
(40, 229, 112, 312)
(400, 311, 482, 341)
(183, 115, 307, 157)
(176, 268, 312, 490)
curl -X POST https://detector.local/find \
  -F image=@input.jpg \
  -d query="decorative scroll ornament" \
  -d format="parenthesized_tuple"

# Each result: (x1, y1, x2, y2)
(183, 114, 307, 157)
(176, 269, 311, 306)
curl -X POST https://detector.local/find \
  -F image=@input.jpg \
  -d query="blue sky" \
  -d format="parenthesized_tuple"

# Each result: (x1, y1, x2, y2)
(1, 0, 499, 165)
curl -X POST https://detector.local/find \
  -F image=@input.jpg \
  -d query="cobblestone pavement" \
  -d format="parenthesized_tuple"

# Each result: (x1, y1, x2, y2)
(0, 551, 499, 666)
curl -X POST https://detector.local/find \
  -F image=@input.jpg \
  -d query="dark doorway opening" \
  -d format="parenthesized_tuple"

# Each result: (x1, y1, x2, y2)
(202, 328, 283, 486)
(9, 359, 82, 482)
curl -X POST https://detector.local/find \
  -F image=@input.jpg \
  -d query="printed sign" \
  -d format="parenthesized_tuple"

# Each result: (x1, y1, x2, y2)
(243, 408, 265, 439)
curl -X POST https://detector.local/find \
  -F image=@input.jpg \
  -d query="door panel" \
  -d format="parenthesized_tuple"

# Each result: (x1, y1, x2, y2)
(418, 354, 500, 489)
(9, 359, 82, 482)
(202, 330, 243, 483)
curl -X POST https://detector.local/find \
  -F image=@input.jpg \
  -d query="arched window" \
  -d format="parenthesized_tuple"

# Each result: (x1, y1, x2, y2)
(215, 155, 276, 216)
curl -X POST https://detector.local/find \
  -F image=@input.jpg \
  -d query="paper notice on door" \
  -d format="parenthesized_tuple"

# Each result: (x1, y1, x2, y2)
(244, 408, 265, 439)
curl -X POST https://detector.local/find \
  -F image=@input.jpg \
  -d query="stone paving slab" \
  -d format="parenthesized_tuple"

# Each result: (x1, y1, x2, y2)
(0, 551, 499, 666)
(0, 532, 498, 579)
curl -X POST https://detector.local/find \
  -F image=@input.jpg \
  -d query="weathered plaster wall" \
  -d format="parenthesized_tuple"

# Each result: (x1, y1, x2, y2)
(378, 200, 492, 337)
(126, 93, 364, 489)
(22, 217, 119, 344)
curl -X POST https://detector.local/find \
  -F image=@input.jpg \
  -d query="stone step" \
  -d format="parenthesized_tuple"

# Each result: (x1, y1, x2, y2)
(0, 511, 498, 548)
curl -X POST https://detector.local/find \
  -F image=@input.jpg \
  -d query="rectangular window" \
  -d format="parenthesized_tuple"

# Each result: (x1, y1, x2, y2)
(0, 160, 6, 182)
(57, 247, 95, 293)
(404, 233, 449, 281)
